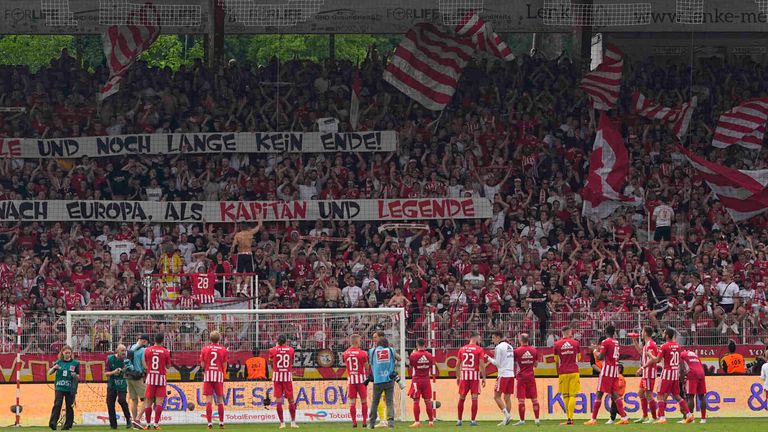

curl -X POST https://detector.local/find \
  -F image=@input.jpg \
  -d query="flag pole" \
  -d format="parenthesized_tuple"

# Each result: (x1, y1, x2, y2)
(433, 109, 445, 134)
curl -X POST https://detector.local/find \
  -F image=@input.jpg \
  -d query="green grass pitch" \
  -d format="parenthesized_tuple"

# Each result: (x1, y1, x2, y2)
(18, 418, 768, 431)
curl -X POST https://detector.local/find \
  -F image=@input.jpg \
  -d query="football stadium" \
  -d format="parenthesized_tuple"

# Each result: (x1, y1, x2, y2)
(0, 0, 767, 430)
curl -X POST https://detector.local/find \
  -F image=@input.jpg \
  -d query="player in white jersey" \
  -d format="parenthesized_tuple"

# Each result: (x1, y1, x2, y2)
(487, 330, 515, 426)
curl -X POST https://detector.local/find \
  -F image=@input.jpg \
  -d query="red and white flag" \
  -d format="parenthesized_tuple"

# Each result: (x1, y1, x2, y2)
(631, 91, 697, 141)
(581, 115, 643, 220)
(99, 4, 160, 101)
(383, 23, 474, 111)
(679, 146, 768, 221)
(454, 11, 514, 61)
(580, 44, 624, 111)
(350, 67, 361, 131)
(711, 98, 768, 150)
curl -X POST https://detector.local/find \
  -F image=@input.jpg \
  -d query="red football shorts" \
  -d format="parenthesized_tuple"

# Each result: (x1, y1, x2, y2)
(515, 377, 537, 399)
(597, 375, 618, 394)
(658, 379, 681, 396)
(495, 377, 515, 395)
(273, 381, 294, 400)
(145, 384, 167, 399)
(409, 378, 432, 400)
(458, 379, 480, 396)
(639, 377, 656, 393)
(348, 383, 367, 400)
(203, 381, 224, 397)
(685, 376, 707, 395)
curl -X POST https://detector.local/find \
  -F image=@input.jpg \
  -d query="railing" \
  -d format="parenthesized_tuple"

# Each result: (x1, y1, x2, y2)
(143, 272, 259, 310)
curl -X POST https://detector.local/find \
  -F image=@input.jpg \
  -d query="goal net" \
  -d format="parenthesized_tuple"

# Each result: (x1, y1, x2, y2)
(541, 0, 652, 26)
(66, 308, 407, 424)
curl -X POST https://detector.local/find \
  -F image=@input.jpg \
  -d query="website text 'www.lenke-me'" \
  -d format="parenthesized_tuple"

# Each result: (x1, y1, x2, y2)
(530, 5, 768, 25)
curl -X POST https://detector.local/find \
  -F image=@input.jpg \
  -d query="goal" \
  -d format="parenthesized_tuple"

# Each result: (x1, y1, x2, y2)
(66, 308, 407, 424)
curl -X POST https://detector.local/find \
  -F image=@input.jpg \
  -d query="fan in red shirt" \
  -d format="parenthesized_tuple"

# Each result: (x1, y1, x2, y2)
(200, 330, 229, 429)
(408, 338, 436, 427)
(681, 350, 708, 423)
(268, 335, 298, 428)
(643, 328, 694, 424)
(342, 334, 370, 428)
(142, 334, 171, 430)
(631, 326, 659, 423)
(513, 333, 540, 426)
(455, 332, 487, 426)
(585, 325, 629, 425)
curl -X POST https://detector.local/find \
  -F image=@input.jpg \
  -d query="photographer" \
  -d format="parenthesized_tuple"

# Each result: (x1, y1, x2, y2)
(48, 345, 79, 430)
(368, 337, 397, 429)
(105, 344, 132, 429)
(125, 335, 149, 428)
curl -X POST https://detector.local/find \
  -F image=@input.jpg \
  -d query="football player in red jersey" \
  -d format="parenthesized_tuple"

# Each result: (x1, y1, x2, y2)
(512, 333, 540, 426)
(269, 335, 298, 429)
(455, 332, 487, 426)
(200, 330, 229, 429)
(681, 350, 708, 424)
(142, 334, 171, 430)
(631, 326, 658, 423)
(343, 334, 370, 428)
(585, 325, 629, 425)
(408, 338, 436, 427)
(644, 329, 694, 424)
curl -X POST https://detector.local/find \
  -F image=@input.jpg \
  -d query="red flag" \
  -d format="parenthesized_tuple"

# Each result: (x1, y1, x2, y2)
(631, 91, 697, 141)
(679, 146, 768, 221)
(455, 11, 514, 61)
(711, 98, 768, 150)
(581, 115, 643, 220)
(191, 273, 216, 304)
(99, 3, 160, 100)
(580, 44, 624, 111)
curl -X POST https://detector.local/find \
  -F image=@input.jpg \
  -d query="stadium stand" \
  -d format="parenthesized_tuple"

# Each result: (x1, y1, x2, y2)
(1, 47, 768, 356)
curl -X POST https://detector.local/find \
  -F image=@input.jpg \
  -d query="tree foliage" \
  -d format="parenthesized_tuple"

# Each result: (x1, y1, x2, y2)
(0, 35, 74, 71)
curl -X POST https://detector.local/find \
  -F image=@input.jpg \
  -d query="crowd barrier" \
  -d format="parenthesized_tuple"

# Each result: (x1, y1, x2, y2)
(2, 377, 766, 426)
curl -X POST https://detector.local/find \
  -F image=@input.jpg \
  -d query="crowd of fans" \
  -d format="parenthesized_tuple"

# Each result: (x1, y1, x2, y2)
(1, 46, 768, 354)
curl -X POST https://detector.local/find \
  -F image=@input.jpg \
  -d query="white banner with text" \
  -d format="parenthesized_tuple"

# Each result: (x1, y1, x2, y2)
(0, 131, 396, 158)
(0, 198, 491, 222)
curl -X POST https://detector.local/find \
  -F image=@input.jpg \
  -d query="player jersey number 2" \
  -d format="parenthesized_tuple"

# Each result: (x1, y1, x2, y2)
(461, 352, 475, 369)
(346, 356, 359, 372)
(209, 351, 218, 368)
(276, 353, 291, 369)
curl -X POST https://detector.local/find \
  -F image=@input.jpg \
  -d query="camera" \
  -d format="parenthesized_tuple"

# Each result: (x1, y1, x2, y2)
(389, 372, 406, 390)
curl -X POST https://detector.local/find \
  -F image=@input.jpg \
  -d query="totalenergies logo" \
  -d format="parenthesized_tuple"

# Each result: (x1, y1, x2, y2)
(305, 411, 328, 421)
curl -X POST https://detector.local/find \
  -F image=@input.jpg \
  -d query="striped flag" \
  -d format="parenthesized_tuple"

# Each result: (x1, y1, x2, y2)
(99, 4, 160, 101)
(679, 145, 768, 221)
(454, 11, 514, 61)
(581, 115, 643, 220)
(350, 68, 361, 130)
(383, 23, 475, 111)
(631, 91, 697, 141)
(711, 98, 768, 150)
(580, 44, 624, 111)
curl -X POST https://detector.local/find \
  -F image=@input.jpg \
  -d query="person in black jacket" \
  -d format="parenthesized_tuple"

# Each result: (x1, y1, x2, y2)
(645, 273, 668, 329)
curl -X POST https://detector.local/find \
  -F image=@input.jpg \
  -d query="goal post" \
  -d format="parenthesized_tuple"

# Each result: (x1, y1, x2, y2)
(66, 308, 407, 423)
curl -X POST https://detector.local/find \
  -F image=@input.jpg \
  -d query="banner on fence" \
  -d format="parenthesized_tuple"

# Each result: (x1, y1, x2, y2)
(3, 131, 397, 158)
(3, 377, 767, 426)
(0, 198, 490, 222)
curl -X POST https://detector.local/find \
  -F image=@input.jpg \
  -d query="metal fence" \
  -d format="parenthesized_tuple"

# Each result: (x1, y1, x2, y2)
(3, 307, 766, 355)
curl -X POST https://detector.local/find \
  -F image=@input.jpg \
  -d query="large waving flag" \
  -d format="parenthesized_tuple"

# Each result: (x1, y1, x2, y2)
(679, 146, 768, 221)
(711, 98, 768, 150)
(580, 44, 624, 111)
(383, 12, 513, 111)
(382, 23, 475, 111)
(99, 4, 160, 101)
(631, 91, 697, 141)
(454, 11, 514, 61)
(581, 115, 643, 220)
